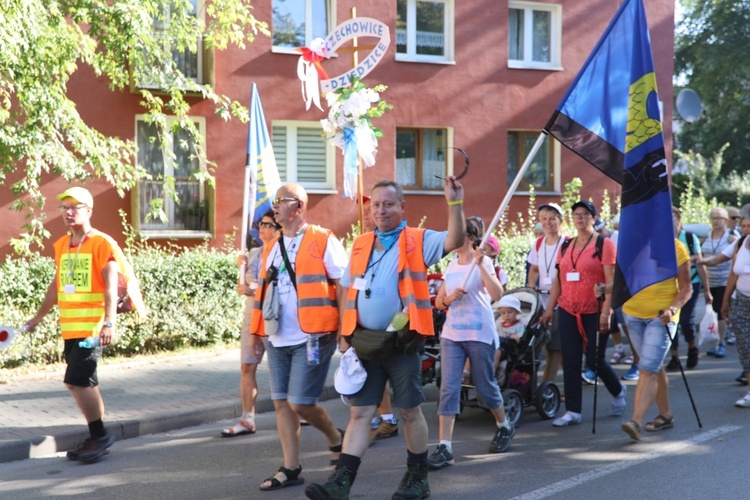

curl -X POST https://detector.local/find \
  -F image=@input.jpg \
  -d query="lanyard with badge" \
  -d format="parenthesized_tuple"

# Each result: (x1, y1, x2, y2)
(352, 241, 396, 299)
(542, 236, 562, 286)
(567, 233, 594, 282)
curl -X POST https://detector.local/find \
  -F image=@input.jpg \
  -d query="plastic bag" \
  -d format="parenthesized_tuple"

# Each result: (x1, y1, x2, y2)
(698, 308, 719, 347)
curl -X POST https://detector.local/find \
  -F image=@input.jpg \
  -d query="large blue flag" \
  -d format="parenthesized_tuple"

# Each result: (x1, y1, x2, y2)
(243, 83, 281, 250)
(544, 0, 676, 308)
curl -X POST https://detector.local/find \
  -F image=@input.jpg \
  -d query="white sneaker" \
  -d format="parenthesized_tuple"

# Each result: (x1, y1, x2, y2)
(553, 411, 582, 427)
(735, 392, 750, 408)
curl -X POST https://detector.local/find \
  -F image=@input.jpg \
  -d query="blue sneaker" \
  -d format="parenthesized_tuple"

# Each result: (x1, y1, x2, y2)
(622, 365, 639, 381)
(707, 346, 717, 356)
(715, 343, 727, 358)
(582, 368, 598, 385)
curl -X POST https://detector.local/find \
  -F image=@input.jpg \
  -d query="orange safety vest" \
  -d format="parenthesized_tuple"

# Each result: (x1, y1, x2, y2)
(250, 225, 339, 335)
(53, 231, 113, 340)
(341, 227, 434, 337)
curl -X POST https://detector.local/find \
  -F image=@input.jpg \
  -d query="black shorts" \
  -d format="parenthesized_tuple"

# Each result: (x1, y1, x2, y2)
(63, 339, 102, 387)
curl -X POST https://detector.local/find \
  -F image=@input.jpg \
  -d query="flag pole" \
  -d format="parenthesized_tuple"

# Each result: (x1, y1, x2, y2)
(239, 83, 260, 285)
(350, 6, 365, 232)
(460, 131, 548, 288)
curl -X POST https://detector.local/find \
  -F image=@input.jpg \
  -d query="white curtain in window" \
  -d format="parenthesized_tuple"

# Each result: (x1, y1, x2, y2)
(421, 130, 444, 189)
(396, 158, 417, 186)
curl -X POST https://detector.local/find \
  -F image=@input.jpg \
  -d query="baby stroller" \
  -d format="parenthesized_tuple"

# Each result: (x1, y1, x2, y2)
(421, 273, 444, 387)
(460, 287, 561, 427)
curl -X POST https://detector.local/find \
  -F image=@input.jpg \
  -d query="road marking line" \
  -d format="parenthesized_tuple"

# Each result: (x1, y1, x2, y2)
(511, 425, 741, 500)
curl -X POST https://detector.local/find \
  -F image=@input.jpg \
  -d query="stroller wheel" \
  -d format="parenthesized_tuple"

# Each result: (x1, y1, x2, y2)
(501, 389, 523, 428)
(534, 381, 561, 420)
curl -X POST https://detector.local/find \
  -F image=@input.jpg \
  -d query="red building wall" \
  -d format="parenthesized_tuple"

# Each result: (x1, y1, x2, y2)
(0, 0, 674, 257)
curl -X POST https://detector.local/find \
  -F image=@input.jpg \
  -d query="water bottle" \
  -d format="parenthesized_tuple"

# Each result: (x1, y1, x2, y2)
(78, 337, 100, 348)
(307, 335, 320, 365)
(386, 308, 409, 332)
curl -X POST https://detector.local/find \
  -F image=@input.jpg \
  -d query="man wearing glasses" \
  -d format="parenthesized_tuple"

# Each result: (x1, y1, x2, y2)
(249, 183, 348, 492)
(25, 186, 121, 462)
(307, 177, 466, 500)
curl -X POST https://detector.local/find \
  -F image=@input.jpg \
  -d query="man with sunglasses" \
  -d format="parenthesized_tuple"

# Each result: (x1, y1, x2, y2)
(249, 184, 348, 492)
(25, 187, 123, 463)
(307, 177, 465, 500)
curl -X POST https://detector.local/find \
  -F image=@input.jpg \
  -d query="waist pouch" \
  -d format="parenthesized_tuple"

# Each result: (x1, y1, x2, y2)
(349, 327, 425, 361)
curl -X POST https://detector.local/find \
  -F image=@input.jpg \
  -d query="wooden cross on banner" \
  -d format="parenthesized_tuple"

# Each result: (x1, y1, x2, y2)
(334, 7, 378, 233)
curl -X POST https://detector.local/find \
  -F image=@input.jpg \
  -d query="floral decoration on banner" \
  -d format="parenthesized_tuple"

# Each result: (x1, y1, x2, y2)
(320, 77, 392, 198)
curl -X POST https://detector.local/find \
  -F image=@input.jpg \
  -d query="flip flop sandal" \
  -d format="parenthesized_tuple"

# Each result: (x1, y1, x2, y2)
(259, 466, 304, 491)
(645, 415, 674, 432)
(621, 420, 641, 441)
(221, 419, 256, 437)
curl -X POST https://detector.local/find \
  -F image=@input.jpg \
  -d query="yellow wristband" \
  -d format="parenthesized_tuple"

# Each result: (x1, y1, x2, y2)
(447, 199, 463, 206)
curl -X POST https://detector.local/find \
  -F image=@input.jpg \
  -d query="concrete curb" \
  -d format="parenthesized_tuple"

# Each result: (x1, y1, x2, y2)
(0, 382, 341, 465)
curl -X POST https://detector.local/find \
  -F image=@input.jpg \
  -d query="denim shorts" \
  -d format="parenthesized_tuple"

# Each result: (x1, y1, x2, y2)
(265, 333, 336, 405)
(438, 338, 502, 415)
(623, 313, 671, 373)
(351, 351, 424, 409)
(63, 339, 102, 387)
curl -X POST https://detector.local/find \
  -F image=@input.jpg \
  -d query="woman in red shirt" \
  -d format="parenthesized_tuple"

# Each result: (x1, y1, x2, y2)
(540, 201, 627, 427)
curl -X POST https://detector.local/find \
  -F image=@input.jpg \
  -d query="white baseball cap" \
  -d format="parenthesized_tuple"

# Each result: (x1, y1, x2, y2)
(497, 295, 523, 314)
(334, 348, 367, 397)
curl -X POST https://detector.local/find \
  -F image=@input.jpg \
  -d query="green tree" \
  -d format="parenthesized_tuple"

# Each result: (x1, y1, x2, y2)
(675, 1, 750, 179)
(0, 0, 268, 254)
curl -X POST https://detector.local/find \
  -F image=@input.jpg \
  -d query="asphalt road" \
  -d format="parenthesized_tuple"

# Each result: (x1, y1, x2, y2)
(1, 343, 748, 500)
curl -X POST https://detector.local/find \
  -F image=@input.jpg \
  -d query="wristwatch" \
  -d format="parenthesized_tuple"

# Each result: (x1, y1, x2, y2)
(103, 320, 114, 328)
(668, 306, 678, 316)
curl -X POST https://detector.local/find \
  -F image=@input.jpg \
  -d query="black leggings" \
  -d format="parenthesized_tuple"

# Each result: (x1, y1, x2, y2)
(558, 308, 623, 414)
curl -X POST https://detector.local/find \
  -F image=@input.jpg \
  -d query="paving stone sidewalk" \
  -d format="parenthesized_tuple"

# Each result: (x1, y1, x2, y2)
(0, 349, 341, 464)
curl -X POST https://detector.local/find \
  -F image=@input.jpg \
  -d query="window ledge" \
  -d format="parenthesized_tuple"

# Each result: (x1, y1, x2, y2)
(395, 55, 455, 65)
(403, 190, 445, 195)
(306, 189, 339, 195)
(507, 61, 563, 71)
(513, 190, 561, 196)
(139, 230, 213, 240)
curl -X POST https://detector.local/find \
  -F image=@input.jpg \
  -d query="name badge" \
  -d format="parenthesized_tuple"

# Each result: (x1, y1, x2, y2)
(542, 277, 553, 286)
(64, 284, 76, 294)
(566, 272, 580, 282)
(353, 277, 367, 291)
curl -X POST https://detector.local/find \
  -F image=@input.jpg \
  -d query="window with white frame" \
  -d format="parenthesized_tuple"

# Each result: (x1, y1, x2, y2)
(396, 128, 450, 191)
(272, 0, 333, 51)
(396, 0, 454, 63)
(507, 131, 558, 192)
(508, 1, 562, 70)
(137, 0, 204, 89)
(136, 116, 208, 233)
(272, 122, 335, 190)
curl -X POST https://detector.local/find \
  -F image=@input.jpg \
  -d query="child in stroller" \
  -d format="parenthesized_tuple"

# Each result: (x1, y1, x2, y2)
(460, 287, 561, 426)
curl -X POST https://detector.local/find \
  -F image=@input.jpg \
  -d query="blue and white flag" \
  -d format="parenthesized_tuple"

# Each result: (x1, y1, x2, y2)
(243, 83, 281, 250)
(544, 0, 676, 308)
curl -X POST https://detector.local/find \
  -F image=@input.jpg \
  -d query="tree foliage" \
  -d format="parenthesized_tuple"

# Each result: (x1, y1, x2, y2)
(674, 1, 750, 179)
(0, 0, 268, 254)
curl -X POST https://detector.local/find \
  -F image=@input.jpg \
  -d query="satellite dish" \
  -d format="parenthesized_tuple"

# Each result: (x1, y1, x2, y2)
(676, 88, 703, 123)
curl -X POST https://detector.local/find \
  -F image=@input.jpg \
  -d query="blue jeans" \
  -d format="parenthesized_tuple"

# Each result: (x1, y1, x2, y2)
(265, 333, 336, 405)
(623, 314, 671, 373)
(558, 308, 623, 414)
(438, 338, 503, 415)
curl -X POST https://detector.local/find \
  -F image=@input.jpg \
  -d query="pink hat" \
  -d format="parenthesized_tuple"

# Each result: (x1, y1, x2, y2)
(486, 236, 500, 254)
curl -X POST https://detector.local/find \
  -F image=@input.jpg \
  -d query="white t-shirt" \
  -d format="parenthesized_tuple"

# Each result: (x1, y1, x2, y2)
(733, 240, 750, 296)
(527, 234, 565, 308)
(441, 257, 499, 347)
(263, 230, 348, 347)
